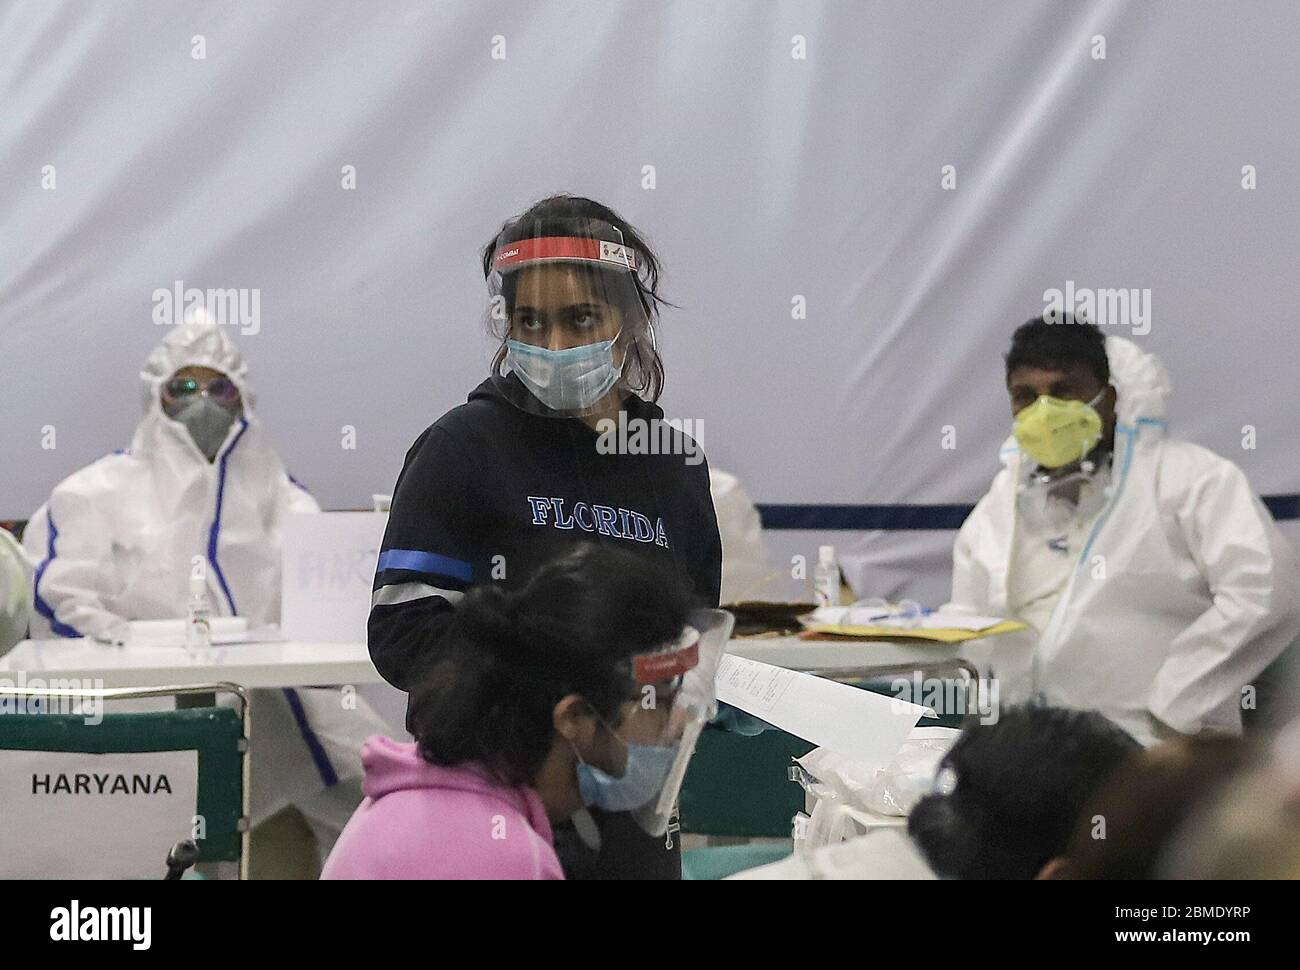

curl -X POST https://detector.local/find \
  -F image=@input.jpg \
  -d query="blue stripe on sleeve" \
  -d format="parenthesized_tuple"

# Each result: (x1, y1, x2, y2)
(376, 549, 473, 582)
(32, 511, 84, 639)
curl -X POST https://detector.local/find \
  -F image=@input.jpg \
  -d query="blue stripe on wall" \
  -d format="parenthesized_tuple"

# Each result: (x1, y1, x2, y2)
(1264, 494, 1300, 521)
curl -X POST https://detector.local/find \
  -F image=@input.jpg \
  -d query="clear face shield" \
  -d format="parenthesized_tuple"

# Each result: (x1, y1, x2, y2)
(1015, 454, 1114, 536)
(587, 609, 732, 837)
(487, 218, 656, 419)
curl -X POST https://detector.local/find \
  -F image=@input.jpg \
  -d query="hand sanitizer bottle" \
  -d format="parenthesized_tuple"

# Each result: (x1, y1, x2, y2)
(187, 556, 213, 650)
(814, 545, 841, 608)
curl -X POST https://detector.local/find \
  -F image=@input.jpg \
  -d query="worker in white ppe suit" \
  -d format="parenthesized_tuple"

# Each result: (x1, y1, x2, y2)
(948, 317, 1300, 746)
(0, 527, 33, 655)
(710, 469, 780, 604)
(24, 316, 385, 862)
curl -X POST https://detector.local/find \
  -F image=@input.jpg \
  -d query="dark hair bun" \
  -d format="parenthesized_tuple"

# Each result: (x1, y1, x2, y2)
(455, 584, 520, 657)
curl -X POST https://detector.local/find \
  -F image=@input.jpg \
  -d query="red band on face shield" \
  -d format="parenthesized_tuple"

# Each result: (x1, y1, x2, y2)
(492, 236, 639, 273)
(633, 641, 699, 685)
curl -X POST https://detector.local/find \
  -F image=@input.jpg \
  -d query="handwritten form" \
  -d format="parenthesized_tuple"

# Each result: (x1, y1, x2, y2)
(716, 655, 929, 770)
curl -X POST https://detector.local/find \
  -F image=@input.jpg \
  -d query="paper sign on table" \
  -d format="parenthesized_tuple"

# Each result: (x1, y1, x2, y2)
(281, 511, 388, 642)
(716, 655, 929, 769)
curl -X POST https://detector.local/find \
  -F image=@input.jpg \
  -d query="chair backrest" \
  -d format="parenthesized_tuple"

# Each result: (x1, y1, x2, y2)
(0, 704, 245, 878)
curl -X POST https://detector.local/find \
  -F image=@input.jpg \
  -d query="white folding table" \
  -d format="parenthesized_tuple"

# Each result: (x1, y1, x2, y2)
(0, 635, 973, 689)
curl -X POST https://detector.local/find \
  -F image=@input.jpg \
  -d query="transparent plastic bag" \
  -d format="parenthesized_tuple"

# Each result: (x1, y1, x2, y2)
(794, 726, 959, 819)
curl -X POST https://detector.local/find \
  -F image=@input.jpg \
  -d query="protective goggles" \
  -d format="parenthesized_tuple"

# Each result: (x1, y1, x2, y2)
(161, 375, 240, 407)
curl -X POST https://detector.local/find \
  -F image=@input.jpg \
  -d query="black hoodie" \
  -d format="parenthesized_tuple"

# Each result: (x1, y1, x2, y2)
(370, 371, 720, 681)
(368, 371, 721, 878)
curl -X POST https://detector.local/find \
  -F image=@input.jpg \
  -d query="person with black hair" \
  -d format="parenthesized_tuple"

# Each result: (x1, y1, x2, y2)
(947, 315, 1300, 745)
(907, 705, 1139, 879)
(368, 196, 722, 878)
(1049, 736, 1246, 880)
(325, 544, 695, 880)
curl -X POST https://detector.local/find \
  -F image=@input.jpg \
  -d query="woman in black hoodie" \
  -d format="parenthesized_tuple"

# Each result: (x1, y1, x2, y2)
(369, 195, 722, 879)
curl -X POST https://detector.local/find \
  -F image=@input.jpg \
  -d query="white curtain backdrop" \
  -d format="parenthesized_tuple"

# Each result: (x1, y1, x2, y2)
(3, 0, 1297, 602)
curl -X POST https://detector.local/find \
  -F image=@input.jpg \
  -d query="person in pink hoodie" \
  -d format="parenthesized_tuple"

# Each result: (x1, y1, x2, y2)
(322, 544, 695, 880)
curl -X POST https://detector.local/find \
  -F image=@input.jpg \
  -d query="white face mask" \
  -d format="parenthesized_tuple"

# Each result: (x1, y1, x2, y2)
(170, 396, 237, 461)
(504, 332, 623, 413)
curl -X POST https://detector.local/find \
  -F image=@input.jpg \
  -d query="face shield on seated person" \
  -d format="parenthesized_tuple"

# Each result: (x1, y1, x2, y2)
(487, 218, 657, 419)
(573, 608, 732, 835)
(1015, 457, 1114, 536)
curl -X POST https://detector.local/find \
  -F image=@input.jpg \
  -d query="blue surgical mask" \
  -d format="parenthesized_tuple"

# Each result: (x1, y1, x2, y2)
(505, 333, 623, 413)
(574, 725, 678, 813)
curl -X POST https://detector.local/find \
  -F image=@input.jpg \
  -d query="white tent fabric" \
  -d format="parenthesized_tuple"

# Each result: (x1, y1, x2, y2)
(3, 1, 1297, 602)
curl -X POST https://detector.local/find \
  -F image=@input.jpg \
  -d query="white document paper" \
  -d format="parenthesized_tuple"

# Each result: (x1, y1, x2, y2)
(716, 655, 929, 769)
(915, 612, 1006, 631)
(0, 749, 200, 879)
(806, 606, 1006, 631)
(125, 617, 259, 648)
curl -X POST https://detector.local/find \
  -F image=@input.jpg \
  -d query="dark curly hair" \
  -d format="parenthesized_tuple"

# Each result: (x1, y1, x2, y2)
(1005, 314, 1110, 386)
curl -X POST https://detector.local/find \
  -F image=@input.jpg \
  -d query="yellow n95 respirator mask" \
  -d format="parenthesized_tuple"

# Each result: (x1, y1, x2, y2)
(1012, 389, 1106, 469)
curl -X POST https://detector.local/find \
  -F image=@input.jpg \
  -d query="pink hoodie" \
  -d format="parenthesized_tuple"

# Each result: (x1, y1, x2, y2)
(320, 736, 564, 880)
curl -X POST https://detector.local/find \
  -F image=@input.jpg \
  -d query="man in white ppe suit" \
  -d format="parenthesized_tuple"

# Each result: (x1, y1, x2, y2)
(949, 316, 1300, 746)
(24, 316, 385, 863)
(0, 527, 33, 654)
(710, 469, 780, 604)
